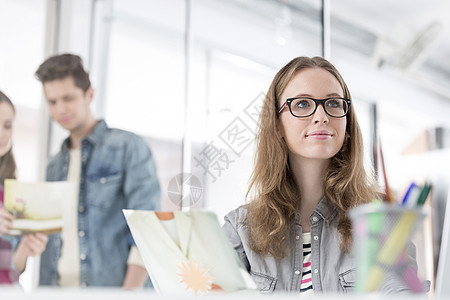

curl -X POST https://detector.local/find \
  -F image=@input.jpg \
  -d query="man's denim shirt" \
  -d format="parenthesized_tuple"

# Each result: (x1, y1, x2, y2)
(40, 120, 161, 286)
(223, 198, 422, 294)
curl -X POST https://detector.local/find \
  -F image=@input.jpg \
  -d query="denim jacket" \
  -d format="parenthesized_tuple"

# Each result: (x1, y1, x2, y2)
(223, 198, 422, 294)
(40, 120, 161, 286)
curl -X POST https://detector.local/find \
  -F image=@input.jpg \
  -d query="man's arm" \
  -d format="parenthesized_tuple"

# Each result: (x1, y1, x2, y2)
(122, 135, 161, 288)
(123, 134, 161, 211)
(122, 245, 148, 289)
(123, 264, 149, 289)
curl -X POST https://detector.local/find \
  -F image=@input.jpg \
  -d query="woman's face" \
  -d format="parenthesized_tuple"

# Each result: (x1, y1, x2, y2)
(278, 67, 347, 162)
(0, 101, 14, 156)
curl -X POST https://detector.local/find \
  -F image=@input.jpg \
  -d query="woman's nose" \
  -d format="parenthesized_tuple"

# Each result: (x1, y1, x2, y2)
(313, 104, 329, 124)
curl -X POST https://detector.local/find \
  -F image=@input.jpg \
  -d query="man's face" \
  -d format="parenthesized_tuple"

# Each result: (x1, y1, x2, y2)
(43, 77, 93, 133)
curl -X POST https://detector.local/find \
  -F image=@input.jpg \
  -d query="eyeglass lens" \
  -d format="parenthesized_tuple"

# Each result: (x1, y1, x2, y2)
(290, 98, 348, 117)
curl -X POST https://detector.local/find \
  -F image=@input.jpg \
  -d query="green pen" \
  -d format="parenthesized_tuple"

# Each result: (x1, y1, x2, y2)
(416, 182, 431, 207)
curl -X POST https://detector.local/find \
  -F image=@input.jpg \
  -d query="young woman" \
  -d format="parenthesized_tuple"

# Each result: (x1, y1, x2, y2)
(223, 57, 416, 294)
(0, 91, 48, 285)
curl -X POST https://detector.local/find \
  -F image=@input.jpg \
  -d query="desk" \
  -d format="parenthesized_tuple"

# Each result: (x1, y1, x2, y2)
(0, 287, 435, 300)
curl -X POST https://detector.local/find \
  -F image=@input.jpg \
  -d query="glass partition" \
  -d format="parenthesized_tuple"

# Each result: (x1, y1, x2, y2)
(0, 0, 46, 182)
(100, 0, 186, 210)
(189, 0, 323, 221)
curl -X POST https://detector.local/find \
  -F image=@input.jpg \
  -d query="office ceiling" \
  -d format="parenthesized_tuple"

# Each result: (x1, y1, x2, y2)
(229, 0, 450, 99)
(330, 0, 450, 96)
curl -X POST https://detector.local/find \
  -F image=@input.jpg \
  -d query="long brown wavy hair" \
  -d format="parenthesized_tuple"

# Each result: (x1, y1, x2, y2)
(0, 91, 17, 183)
(246, 56, 379, 258)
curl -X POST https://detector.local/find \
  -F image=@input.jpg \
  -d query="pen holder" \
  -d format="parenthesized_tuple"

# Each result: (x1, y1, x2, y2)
(349, 202, 427, 293)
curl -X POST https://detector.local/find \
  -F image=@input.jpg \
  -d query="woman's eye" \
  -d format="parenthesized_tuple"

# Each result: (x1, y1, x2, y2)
(327, 99, 341, 108)
(295, 100, 310, 109)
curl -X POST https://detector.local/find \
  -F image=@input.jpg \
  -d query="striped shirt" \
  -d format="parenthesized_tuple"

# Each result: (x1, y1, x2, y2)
(300, 232, 313, 293)
(0, 187, 19, 285)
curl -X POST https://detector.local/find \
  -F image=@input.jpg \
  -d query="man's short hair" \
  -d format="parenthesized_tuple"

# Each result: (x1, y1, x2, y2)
(35, 53, 91, 92)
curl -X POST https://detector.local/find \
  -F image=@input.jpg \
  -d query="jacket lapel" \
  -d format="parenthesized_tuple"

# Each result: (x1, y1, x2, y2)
(174, 211, 193, 256)
(147, 212, 185, 256)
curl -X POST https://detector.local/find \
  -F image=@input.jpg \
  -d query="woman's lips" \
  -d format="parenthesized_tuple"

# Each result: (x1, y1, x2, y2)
(306, 130, 332, 139)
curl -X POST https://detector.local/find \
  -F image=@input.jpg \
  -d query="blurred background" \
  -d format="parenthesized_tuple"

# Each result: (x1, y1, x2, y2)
(1, 0, 450, 293)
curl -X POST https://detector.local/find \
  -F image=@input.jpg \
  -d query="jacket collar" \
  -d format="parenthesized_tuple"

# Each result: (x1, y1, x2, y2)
(314, 196, 338, 224)
(60, 119, 107, 151)
(295, 196, 338, 225)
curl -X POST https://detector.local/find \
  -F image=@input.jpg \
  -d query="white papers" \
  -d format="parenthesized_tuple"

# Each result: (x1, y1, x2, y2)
(123, 210, 256, 295)
(4, 179, 75, 235)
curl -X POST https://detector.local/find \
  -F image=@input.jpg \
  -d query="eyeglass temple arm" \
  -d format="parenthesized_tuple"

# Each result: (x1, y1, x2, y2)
(278, 102, 287, 114)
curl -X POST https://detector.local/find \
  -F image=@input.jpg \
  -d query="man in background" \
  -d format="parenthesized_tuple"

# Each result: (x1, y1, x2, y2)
(35, 53, 160, 288)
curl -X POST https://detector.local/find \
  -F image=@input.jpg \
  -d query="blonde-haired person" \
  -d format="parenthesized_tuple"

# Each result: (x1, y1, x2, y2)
(0, 91, 48, 285)
(223, 56, 419, 294)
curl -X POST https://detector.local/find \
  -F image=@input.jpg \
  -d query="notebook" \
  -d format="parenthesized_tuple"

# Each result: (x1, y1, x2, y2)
(123, 210, 256, 295)
(435, 186, 450, 299)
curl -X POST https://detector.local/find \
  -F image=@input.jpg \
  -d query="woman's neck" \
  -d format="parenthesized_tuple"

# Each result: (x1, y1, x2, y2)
(289, 155, 329, 229)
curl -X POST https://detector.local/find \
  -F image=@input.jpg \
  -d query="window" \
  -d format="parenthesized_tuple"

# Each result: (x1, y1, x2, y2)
(0, 0, 46, 181)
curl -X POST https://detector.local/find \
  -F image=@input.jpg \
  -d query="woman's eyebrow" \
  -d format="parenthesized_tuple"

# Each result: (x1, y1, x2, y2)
(325, 93, 343, 97)
(289, 92, 343, 98)
(289, 93, 313, 98)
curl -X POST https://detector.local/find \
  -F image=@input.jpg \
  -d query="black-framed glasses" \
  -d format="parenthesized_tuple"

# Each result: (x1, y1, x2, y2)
(278, 97, 351, 118)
